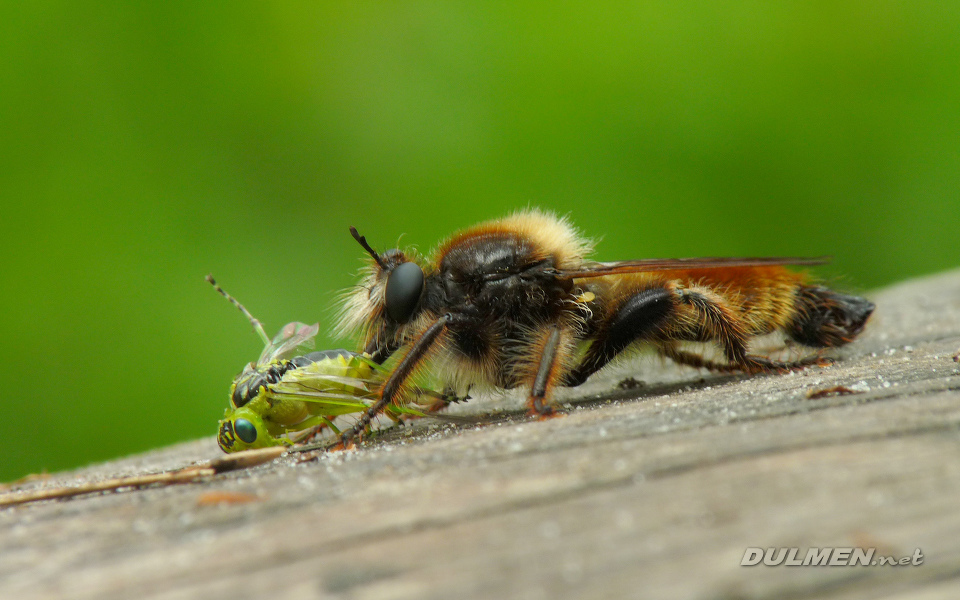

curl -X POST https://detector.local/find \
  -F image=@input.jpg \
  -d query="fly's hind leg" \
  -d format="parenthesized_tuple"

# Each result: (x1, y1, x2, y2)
(565, 282, 825, 386)
(657, 343, 743, 373)
(668, 286, 828, 374)
(659, 342, 830, 374)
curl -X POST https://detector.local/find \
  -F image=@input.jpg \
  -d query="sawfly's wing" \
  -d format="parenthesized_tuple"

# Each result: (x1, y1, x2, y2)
(258, 322, 320, 364)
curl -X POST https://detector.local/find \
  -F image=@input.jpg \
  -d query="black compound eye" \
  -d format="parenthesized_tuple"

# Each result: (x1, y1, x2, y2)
(218, 422, 236, 450)
(385, 261, 424, 323)
(233, 418, 258, 444)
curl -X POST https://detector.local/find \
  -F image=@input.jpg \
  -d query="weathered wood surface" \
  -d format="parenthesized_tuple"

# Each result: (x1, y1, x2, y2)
(3, 270, 960, 600)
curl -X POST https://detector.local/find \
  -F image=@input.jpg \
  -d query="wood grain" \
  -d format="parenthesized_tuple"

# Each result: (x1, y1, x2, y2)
(3, 270, 960, 600)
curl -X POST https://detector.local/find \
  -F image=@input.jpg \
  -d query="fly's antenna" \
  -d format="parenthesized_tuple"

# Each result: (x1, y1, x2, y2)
(350, 226, 388, 269)
(206, 274, 271, 346)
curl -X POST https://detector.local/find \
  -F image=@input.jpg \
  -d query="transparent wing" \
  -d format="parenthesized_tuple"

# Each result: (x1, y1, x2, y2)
(556, 256, 829, 280)
(265, 389, 374, 416)
(258, 322, 320, 364)
(265, 362, 443, 417)
(270, 373, 375, 399)
(262, 357, 378, 415)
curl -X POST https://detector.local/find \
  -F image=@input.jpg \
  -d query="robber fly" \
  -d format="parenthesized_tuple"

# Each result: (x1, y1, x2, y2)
(334, 209, 874, 447)
(207, 276, 432, 453)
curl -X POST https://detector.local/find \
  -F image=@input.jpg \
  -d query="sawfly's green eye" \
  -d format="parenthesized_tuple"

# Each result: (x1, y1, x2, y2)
(233, 418, 258, 444)
(385, 261, 424, 323)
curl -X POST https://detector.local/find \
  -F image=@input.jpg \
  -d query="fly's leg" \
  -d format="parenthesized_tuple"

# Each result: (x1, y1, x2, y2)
(333, 315, 450, 450)
(659, 343, 831, 374)
(656, 344, 743, 373)
(520, 324, 577, 418)
(668, 286, 828, 373)
(565, 283, 828, 386)
(565, 287, 675, 386)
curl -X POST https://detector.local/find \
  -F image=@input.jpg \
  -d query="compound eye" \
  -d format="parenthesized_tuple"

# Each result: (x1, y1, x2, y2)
(217, 421, 235, 451)
(385, 261, 424, 323)
(233, 418, 258, 444)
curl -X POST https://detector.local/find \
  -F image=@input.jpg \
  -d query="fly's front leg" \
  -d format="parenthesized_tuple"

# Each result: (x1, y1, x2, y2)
(334, 315, 450, 449)
(363, 327, 401, 365)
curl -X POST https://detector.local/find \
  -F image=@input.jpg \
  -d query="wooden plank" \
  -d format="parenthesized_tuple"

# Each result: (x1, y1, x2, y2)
(2, 270, 960, 600)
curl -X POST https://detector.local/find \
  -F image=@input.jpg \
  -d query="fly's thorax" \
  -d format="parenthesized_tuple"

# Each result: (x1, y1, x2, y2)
(432, 225, 579, 328)
(434, 209, 594, 271)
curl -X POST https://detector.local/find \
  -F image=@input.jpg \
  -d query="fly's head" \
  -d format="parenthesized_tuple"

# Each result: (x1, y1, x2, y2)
(337, 227, 433, 357)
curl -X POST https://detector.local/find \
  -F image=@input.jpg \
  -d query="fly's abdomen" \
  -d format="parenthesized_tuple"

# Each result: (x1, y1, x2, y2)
(787, 285, 875, 347)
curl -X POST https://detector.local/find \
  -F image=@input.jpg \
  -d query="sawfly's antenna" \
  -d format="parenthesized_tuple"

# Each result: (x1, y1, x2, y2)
(206, 274, 271, 346)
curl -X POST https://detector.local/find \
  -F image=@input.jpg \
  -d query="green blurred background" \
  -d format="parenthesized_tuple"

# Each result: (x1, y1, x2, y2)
(1, 2, 957, 481)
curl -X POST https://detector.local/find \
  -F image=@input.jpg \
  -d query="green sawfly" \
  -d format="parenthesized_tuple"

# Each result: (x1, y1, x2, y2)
(207, 276, 445, 453)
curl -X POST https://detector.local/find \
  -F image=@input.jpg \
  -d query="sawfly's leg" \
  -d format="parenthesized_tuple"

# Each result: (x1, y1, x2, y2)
(411, 385, 471, 415)
(288, 416, 341, 444)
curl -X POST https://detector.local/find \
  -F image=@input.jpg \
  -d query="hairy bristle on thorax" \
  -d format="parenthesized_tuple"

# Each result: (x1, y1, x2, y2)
(434, 208, 594, 270)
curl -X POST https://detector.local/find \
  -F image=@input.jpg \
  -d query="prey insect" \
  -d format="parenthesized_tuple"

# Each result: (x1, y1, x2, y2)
(207, 276, 436, 453)
(335, 209, 874, 448)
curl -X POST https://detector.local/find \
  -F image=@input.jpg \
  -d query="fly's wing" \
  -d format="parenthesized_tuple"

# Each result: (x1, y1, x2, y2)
(556, 256, 830, 279)
(258, 322, 320, 364)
